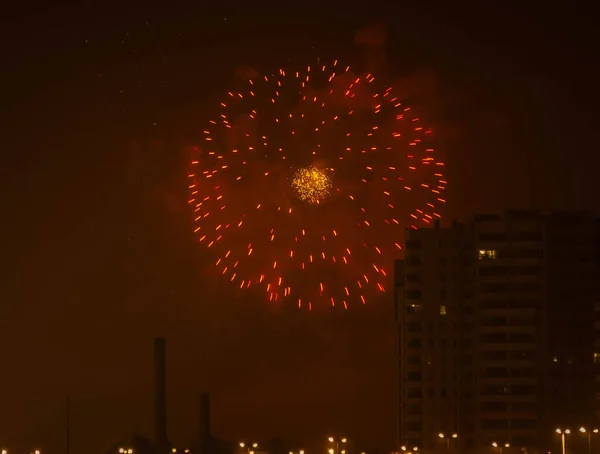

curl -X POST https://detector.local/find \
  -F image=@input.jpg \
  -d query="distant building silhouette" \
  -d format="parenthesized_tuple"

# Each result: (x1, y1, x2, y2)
(198, 392, 211, 454)
(394, 211, 600, 454)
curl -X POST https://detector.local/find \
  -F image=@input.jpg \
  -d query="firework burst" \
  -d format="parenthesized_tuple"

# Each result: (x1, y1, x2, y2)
(291, 166, 333, 205)
(188, 60, 447, 310)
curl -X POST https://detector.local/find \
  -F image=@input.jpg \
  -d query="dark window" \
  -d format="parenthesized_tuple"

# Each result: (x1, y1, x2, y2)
(484, 367, 508, 378)
(509, 316, 536, 326)
(479, 233, 506, 242)
(460, 305, 474, 315)
(481, 350, 507, 360)
(406, 289, 422, 299)
(407, 355, 421, 365)
(479, 266, 508, 277)
(511, 419, 536, 429)
(406, 273, 421, 283)
(461, 322, 474, 331)
(481, 333, 507, 343)
(480, 300, 507, 309)
(516, 283, 541, 293)
(406, 256, 422, 265)
(482, 316, 506, 326)
(510, 333, 536, 343)
(482, 385, 507, 396)
(407, 388, 422, 398)
(512, 402, 537, 412)
(407, 339, 422, 349)
(519, 249, 543, 259)
(515, 266, 542, 276)
(481, 402, 508, 412)
(407, 322, 422, 332)
(480, 283, 510, 293)
(512, 232, 542, 242)
(481, 419, 509, 429)
(406, 421, 422, 431)
(510, 367, 536, 378)
(511, 385, 536, 395)
(461, 354, 474, 365)
(507, 300, 537, 309)
(406, 240, 422, 249)
(512, 436, 534, 447)
(509, 351, 535, 361)
(406, 371, 422, 381)
(407, 404, 422, 415)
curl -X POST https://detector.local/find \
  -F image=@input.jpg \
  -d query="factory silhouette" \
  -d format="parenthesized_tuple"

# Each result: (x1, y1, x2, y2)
(106, 338, 223, 454)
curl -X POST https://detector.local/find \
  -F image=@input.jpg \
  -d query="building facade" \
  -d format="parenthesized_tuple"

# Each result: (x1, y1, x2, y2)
(394, 211, 600, 454)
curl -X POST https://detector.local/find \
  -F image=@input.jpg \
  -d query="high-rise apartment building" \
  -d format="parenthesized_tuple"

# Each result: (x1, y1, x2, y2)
(394, 211, 600, 454)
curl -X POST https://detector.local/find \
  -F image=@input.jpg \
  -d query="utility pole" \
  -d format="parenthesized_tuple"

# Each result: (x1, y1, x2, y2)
(66, 396, 71, 454)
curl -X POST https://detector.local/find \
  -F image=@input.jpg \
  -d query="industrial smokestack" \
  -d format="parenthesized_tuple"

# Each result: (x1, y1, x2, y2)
(198, 392, 211, 453)
(154, 338, 167, 454)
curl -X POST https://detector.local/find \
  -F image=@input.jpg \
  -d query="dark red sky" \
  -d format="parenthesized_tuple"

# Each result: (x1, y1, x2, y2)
(0, 3, 598, 454)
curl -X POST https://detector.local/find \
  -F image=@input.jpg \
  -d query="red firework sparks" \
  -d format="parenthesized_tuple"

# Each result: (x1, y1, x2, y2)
(187, 60, 447, 310)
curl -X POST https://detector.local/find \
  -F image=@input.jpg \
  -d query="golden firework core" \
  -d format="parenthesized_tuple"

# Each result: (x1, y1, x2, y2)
(292, 166, 332, 204)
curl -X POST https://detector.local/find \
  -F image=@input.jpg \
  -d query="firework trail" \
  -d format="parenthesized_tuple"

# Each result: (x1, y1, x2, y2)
(188, 60, 447, 310)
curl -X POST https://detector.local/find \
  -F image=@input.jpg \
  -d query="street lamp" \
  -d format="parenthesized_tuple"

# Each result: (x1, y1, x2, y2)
(492, 442, 510, 454)
(579, 427, 599, 454)
(239, 442, 259, 454)
(556, 428, 571, 454)
(327, 436, 347, 454)
(438, 433, 457, 451)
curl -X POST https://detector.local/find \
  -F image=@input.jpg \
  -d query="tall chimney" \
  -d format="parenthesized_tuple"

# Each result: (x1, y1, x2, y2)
(198, 392, 211, 453)
(154, 338, 167, 454)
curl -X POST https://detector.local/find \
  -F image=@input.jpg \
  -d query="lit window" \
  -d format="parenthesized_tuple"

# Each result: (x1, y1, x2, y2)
(478, 249, 497, 260)
(440, 305, 447, 315)
(594, 353, 600, 364)
(408, 304, 422, 314)
(553, 356, 558, 363)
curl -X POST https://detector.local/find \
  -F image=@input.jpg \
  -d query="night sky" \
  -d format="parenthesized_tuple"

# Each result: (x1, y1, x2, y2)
(1, 3, 599, 454)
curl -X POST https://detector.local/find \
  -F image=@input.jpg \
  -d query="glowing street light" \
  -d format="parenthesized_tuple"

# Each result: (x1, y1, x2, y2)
(239, 442, 258, 453)
(491, 442, 510, 454)
(327, 436, 347, 454)
(438, 433, 457, 451)
(579, 427, 599, 454)
(556, 429, 571, 454)
(398, 446, 419, 454)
